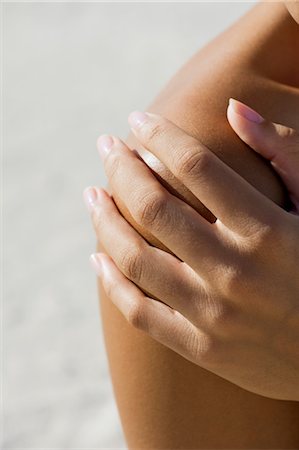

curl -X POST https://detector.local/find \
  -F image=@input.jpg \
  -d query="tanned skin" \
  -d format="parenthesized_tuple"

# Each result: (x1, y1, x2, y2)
(97, 3, 299, 448)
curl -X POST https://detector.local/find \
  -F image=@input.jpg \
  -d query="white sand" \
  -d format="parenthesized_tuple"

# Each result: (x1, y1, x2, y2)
(3, 2, 254, 448)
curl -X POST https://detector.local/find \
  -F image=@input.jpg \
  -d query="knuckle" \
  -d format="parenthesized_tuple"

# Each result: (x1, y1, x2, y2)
(105, 151, 120, 179)
(174, 147, 211, 179)
(219, 264, 247, 297)
(224, 269, 242, 293)
(133, 190, 168, 228)
(261, 221, 281, 243)
(276, 123, 299, 143)
(144, 121, 166, 143)
(127, 301, 147, 329)
(118, 245, 145, 282)
(249, 216, 284, 254)
(195, 334, 221, 368)
(91, 207, 104, 232)
(103, 276, 114, 301)
(273, 124, 299, 156)
(206, 302, 236, 332)
(258, 213, 295, 256)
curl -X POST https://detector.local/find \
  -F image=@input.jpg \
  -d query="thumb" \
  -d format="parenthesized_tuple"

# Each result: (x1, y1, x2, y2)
(227, 98, 299, 210)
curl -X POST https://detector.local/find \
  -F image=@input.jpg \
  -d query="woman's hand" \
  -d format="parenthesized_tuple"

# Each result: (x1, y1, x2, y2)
(227, 98, 299, 213)
(83, 102, 299, 401)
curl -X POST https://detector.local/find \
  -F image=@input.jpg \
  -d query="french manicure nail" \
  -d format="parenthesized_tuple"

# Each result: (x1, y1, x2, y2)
(97, 134, 114, 160)
(229, 98, 264, 124)
(89, 253, 103, 277)
(83, 186, 98, 212)
(128, 111, 148, 129)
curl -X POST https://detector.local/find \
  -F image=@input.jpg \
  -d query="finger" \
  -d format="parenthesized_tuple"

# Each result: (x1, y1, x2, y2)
(127, 111, 279, 235)
(96, 135, 234, 278)
(83, 186, 210, 325)
(89, 251, 211, 367)
(227, 98, 299, 209)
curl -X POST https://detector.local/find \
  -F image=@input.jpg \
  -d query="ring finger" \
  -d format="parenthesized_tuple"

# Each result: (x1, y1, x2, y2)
(83, 185, 210, 326)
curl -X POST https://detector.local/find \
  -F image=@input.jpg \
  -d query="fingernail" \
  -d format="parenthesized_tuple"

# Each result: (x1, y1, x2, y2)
(228, 98, 264, 124)
(97, 134, 114, 160)
(128, 111, 148, 129)
(83, 186, 99, 212)
(89, 253, 103, 277)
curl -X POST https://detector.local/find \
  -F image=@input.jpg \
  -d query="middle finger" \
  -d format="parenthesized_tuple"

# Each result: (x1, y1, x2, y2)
(97, 134, 234, 280)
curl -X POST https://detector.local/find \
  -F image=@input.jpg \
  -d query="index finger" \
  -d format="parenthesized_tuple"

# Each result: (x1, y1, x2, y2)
(128, 111, 280, 235)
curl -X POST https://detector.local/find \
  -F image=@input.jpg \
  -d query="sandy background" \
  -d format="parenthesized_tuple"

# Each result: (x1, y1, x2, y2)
(3, 2, 255, 448)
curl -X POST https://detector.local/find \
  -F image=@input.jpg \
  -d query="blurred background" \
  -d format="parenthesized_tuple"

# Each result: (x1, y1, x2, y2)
(3, 2, 255, 448)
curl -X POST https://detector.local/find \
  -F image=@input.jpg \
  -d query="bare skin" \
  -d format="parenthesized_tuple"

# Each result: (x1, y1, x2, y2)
(96, 2, 299, 448)
(88, 102, 299, 399)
